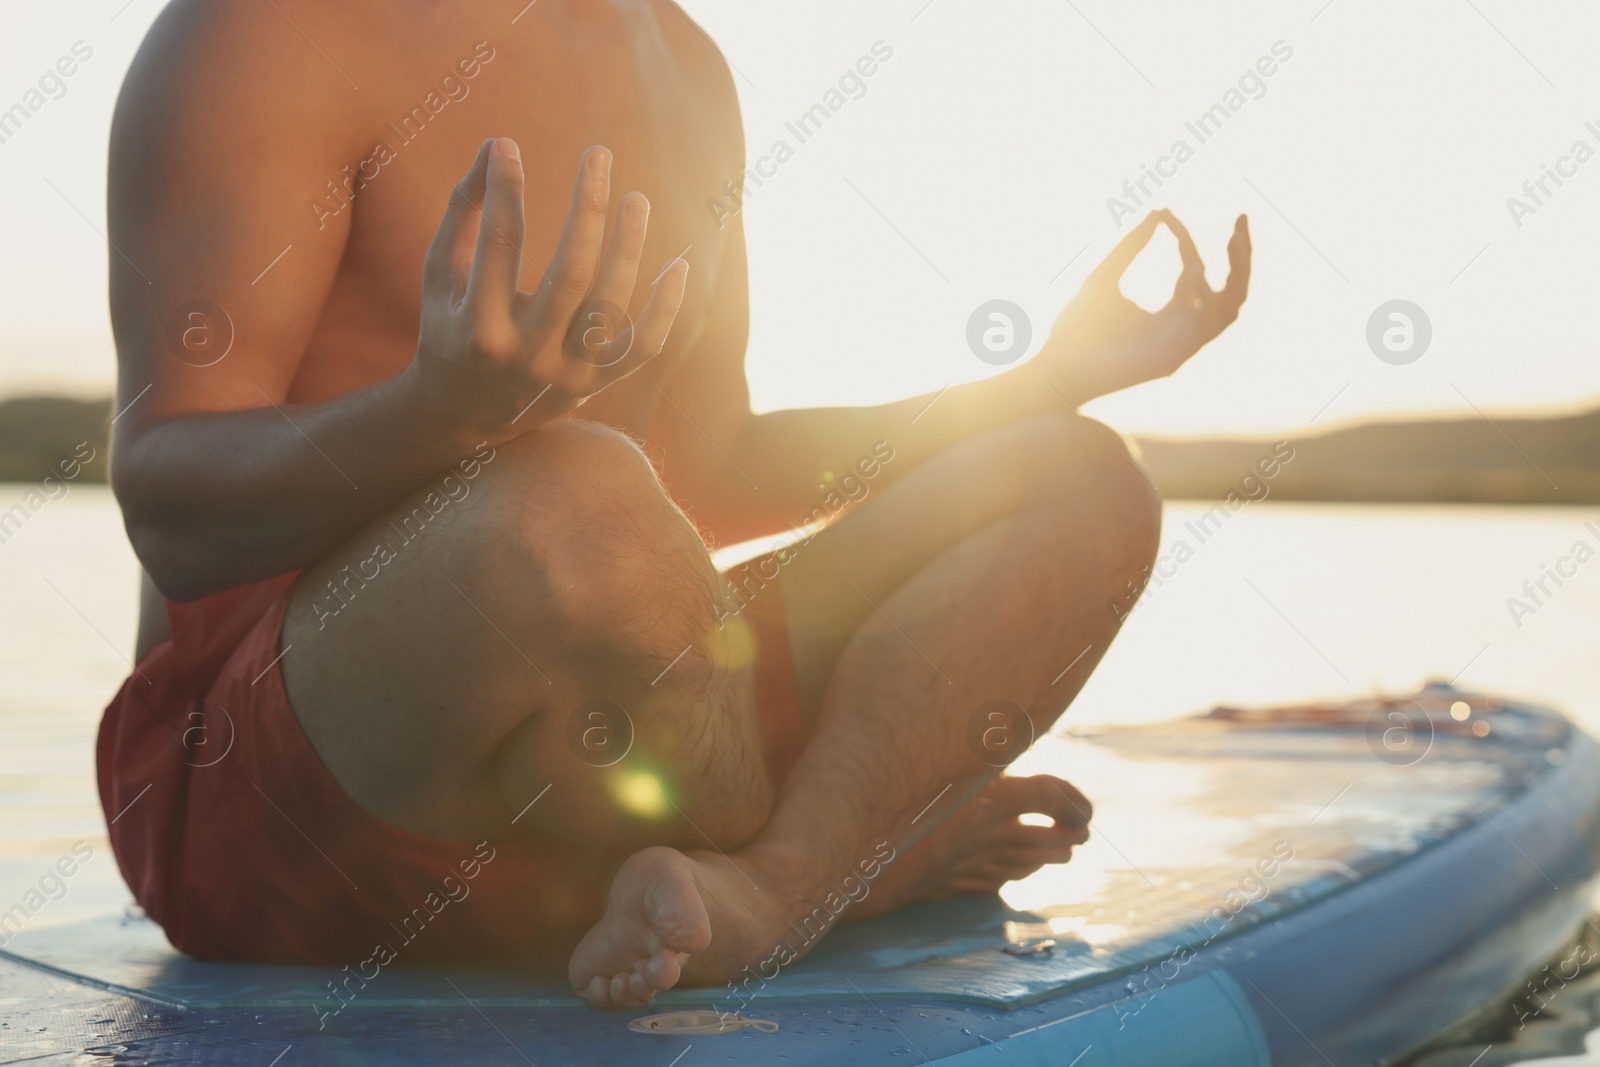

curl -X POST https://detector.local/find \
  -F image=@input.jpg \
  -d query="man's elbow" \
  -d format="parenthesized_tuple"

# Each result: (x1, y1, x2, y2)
(120, 514, 211, 603)
(113, 466, 215, 603)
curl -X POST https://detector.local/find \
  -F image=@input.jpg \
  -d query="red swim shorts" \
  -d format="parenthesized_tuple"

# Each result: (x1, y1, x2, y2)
(97, 564, 806, 967)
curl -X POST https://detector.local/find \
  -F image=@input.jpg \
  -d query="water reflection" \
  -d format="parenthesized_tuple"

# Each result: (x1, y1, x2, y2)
(1412, 923, 1600, 1065)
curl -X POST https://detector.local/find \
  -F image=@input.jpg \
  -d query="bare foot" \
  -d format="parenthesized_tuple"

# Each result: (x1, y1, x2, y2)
(568, 777, 1092, 1007)
(851, 775, 1092, 919)
(568, 843, 806, 1009)
(567, 846, 710, 1009)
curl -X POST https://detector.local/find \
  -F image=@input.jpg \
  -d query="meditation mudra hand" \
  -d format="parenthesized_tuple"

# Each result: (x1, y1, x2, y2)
(1036, 209, 1252, 405)
(100, 1, 1251, 1015)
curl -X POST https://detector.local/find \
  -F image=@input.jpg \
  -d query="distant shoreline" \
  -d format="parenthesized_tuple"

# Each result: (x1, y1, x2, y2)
(1134, 406, 1600, 505)
(3, 395, 1597, 504)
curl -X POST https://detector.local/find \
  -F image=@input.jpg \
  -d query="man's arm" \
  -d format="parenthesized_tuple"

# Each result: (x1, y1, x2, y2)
(660, 209, 1250, 538)
(108, 3, 448, 600)
(109, 4, 685, 602)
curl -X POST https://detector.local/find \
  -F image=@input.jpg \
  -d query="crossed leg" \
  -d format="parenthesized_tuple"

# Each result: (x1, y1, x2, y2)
(569, 412, 1162, 1005)
(280, 419, 775, 858)
(276, 412, 1159, 1007)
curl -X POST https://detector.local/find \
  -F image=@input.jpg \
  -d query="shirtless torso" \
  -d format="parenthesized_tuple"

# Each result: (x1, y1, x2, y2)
(270, 5, 737, 427)
(121, 0, 758, 657)
(107, 0, 1249, 1007)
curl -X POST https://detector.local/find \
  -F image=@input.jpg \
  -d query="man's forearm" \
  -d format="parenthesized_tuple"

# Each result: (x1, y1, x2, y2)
(114, 365, 480, 602)
(728, 360, 1070, 517)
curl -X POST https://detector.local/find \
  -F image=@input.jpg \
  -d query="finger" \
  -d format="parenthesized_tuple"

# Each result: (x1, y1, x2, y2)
(536, 146, 614, 328)
(595, 257, 688, 376)
(992, 845, 1068, 875)
(1086, 211, 1161, 290)
(946, 874, 1007, 895)
(981, 848, 1056, 880)
(1011, 821, 1092, 849)
(991, 822, 1090, 865)
(591, 192, 650, 310)
(464, 138, 527, 326)
(423, 139, 493, 299)
(1161, 210, 1210, 299)
(1218, 214, 1252, 317)
(1012, 775, 1095, 825)
(998, 853, 1073, 881)
(988, 858, 1048, 883)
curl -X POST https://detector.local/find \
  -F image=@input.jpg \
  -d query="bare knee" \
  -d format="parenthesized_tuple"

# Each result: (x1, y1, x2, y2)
(1079, 416, 1162, 566)
(1010, 414, 1163, 570)
(467, 422, 775, 847)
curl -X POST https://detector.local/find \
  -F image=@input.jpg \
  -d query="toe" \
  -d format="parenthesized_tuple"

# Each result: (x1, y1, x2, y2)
(646, 948, 687, 992)
(566, 846, 710, 1011)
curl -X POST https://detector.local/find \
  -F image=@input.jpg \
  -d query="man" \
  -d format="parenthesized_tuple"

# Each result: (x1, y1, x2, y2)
(99, 0, 1249, 1010)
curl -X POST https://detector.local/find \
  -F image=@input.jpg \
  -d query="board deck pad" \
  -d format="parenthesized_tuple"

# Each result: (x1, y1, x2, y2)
(2, 685, 1572, 1014)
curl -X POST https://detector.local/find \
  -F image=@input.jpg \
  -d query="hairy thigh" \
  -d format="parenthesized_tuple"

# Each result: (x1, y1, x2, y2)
(777, 414, 1163, 715)
(279, 422, 770, 849)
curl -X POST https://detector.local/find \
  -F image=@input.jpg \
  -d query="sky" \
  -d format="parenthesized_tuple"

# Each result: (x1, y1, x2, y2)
(1, 0, 1598, 437)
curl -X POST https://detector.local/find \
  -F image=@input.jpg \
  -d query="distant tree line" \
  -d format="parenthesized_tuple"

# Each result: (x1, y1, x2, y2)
(2, 394, 1597, 503)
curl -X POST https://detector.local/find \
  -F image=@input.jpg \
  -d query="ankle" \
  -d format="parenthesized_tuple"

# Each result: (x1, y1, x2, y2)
(741, 836, 897, 928)
(721, 838, 819, 910)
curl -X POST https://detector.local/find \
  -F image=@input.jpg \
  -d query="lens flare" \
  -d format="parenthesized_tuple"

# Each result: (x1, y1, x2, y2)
(612, 771, 670, 819)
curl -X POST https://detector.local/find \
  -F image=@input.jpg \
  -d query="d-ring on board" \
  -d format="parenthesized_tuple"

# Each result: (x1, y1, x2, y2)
(627, 1010, 779, 1036)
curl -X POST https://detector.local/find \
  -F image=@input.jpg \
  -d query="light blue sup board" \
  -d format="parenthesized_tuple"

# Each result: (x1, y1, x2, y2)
(4, 683, 1598, 1065)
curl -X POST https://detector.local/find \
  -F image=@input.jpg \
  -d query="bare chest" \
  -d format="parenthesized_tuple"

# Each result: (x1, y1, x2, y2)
(291, 9, 741, 417)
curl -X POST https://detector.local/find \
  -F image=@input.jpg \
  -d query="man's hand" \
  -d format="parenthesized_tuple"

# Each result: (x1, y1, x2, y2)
(1038, 210, 1251, 406)
(408, 138, 690, 448)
